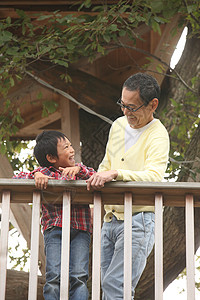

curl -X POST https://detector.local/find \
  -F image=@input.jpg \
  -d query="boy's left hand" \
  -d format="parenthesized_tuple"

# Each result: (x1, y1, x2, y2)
(59, 166, 81, 179)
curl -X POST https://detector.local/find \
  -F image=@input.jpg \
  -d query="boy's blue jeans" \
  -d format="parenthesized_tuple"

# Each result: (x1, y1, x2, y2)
(43, 226, 90, 300)
(101, 212, 155, 300)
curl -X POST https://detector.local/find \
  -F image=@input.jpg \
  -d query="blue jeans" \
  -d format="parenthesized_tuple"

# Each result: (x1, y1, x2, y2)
(43, 226, 90, 300)
(101, 212, 155, 300)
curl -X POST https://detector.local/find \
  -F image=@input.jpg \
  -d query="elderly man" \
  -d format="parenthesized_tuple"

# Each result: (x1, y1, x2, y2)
(87, 73, 170, 299)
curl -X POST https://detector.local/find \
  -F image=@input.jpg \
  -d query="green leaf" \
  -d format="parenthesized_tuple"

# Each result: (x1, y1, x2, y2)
(10, 77, 15, 87)
(37, 91, 43, 100)
(0, 143, 6, 155)
(150, 1, 163, 13)
(42, 100, 58, 116)
(109, 24, 118, 32)
(6, 16, 11, 24)
(103, 34, 111, 43)
(6, 47, 19, 55)
(0, 30, 13, 44)
(151, 20, 161, 35)
(37, 14, 53, 21)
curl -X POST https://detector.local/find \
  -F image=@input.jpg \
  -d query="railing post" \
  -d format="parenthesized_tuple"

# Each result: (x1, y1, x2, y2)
(28, 191, 41, 300)
(155, 193, 163, 300)
(92, 192, 102, 300)
(60, 191, 71, 300)
(185, 194, 195, 300)
(124, 192, 132, 300)
(0, 190, 11, 300)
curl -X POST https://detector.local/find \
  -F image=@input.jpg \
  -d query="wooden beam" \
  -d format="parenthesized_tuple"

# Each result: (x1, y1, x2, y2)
(28, 61, 120, 118)
(0, 0, 119, 6)
(15, 111, 61, 139)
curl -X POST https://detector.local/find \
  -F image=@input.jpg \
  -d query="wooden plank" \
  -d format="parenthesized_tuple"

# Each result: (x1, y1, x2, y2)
(155, 193, 163, 300)
(185, 194, 195, 300)
(92, 192, 102, 300)
(1, 179, 200, 207)
(28, 192, 41, 300)
(124, 192, 132, 300)
(60, 191, 71, 300)
(0, 191, 11, 300)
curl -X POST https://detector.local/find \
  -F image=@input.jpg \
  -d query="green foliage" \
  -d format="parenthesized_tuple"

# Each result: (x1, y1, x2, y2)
(6, 140, 37, 172)
(8, 231, 30, 271)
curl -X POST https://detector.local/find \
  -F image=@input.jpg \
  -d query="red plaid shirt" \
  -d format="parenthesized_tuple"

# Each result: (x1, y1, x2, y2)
(14, 163, 95, 233)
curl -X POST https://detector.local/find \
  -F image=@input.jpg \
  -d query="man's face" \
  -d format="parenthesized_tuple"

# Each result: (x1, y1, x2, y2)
(121, 88, 156, 129)
(53, 137, 75, 169)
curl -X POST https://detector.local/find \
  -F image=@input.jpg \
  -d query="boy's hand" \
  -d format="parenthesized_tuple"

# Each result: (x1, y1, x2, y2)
(59, 166, 81, 179)
(34, 172, 54, 189)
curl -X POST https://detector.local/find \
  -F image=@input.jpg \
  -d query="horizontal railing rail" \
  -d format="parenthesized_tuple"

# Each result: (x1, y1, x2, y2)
(0, 179, 200, 300)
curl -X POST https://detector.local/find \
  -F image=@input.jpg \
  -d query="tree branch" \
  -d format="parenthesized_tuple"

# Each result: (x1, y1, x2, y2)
(116, 40, 198, 94)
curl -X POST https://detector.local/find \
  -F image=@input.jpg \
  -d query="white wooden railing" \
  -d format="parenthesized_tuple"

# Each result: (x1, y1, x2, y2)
(0, 179, 200, 300)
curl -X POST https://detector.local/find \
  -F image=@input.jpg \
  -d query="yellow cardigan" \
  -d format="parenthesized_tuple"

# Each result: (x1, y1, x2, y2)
(98, 116, 170, 222)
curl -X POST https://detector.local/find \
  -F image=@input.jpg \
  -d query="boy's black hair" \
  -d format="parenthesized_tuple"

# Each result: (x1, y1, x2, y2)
(34, 130, 68, 167)
(123, 72, 160, 106)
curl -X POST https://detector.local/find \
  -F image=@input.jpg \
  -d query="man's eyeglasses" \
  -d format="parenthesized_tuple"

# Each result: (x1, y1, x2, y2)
(117, 98, 145, 112)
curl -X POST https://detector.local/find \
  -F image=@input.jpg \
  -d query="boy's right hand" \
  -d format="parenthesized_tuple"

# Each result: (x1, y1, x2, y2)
(34, 172, 54, 189)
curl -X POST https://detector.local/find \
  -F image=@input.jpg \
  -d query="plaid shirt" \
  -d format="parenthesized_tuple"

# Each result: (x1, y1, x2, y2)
(14, 163, 95, 233)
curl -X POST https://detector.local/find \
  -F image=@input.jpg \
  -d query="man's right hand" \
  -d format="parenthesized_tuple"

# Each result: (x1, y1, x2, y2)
(34, 172, 54, 189)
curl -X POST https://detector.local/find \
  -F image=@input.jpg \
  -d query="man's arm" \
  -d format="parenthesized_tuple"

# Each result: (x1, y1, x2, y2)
(86, 170, 118, 190)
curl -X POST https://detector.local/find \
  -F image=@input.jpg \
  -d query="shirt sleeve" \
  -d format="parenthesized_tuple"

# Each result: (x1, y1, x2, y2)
(75, 163, 96, 180)
(13, 171, 34, 179)
(13, 167, 55, 179)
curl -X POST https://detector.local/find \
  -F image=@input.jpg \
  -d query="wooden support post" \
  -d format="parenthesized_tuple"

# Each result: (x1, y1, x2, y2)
(28, 191, 41, 300)
(0, 191, 11, 300)
(124, 192, 133, 300)
(60, 191, 71, 300)
(155, 193, 163, 300)
(61, 97, 81, 162)
(92, 192, 102, 300)
(185, 194, 195, 300)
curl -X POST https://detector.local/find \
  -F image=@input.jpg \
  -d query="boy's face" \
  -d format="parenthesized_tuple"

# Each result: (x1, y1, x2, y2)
(53, 137, 75, 169)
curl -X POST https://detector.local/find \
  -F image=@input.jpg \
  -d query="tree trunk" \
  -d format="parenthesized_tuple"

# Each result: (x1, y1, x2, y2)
(5, 269, 45, 300)
(134, 28, 200, 299)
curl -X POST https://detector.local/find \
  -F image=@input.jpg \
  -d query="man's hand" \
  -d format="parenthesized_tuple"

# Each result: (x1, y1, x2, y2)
(34, 172, 54, 189)
(59, 166, 81, 179)
(86, 170, 118, 191)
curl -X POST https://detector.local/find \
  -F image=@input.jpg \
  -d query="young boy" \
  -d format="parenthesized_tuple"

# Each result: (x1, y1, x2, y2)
(14, 130, 96, 300)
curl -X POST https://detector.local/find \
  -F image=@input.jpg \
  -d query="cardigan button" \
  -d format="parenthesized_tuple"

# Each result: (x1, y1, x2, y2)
(121, 158, 124, 161)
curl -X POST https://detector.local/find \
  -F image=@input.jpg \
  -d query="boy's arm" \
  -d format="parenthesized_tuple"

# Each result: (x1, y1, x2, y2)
(75, 163, 96, 180)
(59, 165, 81, 179)
(59, 164, 96, 180)
(34, 172, 54, 189)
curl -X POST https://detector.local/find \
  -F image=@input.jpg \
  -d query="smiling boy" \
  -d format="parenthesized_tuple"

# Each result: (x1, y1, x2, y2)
(14, 130, 96, 300)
